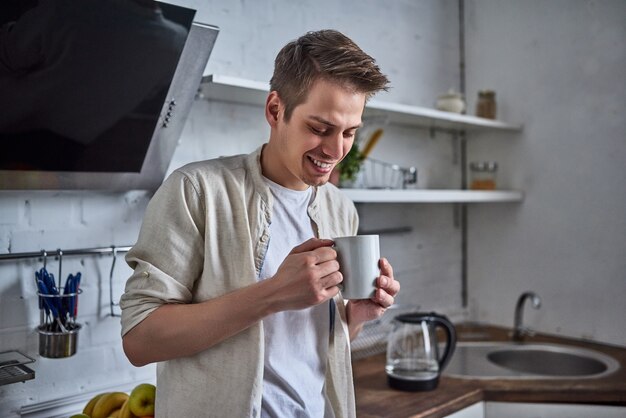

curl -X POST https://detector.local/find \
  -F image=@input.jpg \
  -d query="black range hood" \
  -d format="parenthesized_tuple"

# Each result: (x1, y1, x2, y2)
(0, 1, 218, 190)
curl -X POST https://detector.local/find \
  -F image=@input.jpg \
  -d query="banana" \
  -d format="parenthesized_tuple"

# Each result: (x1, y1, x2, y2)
(84, 392, 108, 416)
(108, 408, 121, 418)
(118, 399, 137, 418)
(91, 392, 129, 418)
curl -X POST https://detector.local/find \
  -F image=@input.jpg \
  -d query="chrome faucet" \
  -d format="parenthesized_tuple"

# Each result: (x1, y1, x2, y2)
(513, 291, 542, 341)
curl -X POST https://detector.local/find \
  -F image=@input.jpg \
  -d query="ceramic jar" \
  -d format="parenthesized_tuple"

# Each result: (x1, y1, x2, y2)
(435, 89, 465, 114)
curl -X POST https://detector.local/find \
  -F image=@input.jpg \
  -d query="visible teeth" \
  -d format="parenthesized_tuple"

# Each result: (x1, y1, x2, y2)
(311, 158, 332, 168)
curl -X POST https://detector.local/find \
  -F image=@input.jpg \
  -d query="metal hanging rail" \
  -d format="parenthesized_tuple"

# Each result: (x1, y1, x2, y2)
(0, 246, 132, 262)
(1, 245, 133, 318)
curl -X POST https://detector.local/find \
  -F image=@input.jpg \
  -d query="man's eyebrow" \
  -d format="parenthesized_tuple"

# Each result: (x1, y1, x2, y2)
(308, 115, 363, 130)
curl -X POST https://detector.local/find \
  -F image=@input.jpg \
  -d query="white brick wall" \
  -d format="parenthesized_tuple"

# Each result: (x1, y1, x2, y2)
(465, 0, 626, 345)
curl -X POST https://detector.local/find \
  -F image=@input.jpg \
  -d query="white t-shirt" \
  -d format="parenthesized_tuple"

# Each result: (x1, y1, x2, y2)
(259, 178, 334, 418)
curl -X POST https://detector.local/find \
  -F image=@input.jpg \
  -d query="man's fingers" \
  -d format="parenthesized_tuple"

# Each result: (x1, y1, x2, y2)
(321, 284, 341, 300)
(311, 246, 338, 264)
(378, 258, 399, 296)
(319, 268, 343, 289)
(295, 245, 338, 266)
(289, 238, 334, 255)
(374, 287, 395, 308)
(379, 257, 393, 277)
(378, 275, 400, 296)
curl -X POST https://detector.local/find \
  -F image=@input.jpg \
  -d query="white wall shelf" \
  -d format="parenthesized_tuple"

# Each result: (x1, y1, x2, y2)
(199, 74, 525, 205)
(199, 74, 523, 132)
(341, 189, 524, 203)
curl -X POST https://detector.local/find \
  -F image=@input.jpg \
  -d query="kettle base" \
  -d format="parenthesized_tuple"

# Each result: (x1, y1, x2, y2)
(387, 375, 440, 391)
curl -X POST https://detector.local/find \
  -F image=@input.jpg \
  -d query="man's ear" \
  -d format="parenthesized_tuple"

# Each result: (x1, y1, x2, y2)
(265, 91, 282, 126)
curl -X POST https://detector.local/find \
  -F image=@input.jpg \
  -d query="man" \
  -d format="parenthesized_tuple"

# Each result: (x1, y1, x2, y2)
(120, 29, 400, 418)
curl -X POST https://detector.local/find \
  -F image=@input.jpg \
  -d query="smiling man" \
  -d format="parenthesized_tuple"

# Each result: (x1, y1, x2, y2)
(120, 30, 399, 418)
(262, 77, 365, 190)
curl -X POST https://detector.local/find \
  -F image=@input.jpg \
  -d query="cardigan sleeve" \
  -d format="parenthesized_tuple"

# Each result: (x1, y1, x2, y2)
(119, 170, 206, 336)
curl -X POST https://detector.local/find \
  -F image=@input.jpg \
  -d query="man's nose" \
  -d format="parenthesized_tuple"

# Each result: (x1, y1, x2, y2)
(322, 133, 345, 160)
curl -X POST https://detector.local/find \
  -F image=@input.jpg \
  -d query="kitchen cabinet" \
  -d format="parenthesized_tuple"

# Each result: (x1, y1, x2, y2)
(445, 402, 626, 418)
(485, 402, 626, 418)
(198, 74, 524, 204)
(446, 402, 485, 418)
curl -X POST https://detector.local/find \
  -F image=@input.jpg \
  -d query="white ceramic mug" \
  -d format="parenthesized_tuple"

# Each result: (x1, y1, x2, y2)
(334, 235, 380, 300)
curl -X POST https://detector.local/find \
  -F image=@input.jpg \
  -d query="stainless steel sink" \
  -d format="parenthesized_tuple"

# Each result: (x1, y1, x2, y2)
(444, 342, 620, 379)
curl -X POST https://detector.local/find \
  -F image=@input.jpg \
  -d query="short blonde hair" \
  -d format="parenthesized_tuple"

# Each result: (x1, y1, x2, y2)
(270, 29, 389, 121)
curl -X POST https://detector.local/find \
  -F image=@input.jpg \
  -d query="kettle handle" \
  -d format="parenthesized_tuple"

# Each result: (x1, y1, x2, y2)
(431, 314, 457, 371)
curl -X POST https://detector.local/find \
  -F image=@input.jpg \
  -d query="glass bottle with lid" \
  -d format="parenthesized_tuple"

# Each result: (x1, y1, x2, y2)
(469, 161, 498, 190)
(475, 90, 497, 119)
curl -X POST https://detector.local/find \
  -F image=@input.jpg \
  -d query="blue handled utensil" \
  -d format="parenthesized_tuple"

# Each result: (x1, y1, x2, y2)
(37, 278, 67, 333)
(36, 279, 55, 322)
(63, 273, 73, 323)
(61, 272, 82, 325)
(35, 270, 51, 324)
(72, 272, 81, 322)
(35, 267, 54, 323)
(42, 269, 57, 295)
(44, 269, 63, 316)
(63, 273, 77, 324)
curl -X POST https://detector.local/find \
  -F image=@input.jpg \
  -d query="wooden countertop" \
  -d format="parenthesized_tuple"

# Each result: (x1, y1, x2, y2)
(352, 323, 626, 418)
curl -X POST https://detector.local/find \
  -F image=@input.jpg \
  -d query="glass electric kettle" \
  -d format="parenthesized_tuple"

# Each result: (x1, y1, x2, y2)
(386, 312, 457, 391)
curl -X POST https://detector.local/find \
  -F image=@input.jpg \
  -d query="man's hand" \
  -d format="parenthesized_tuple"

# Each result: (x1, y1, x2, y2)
(346, 257, 400, 340)
(269, 238, 343, 312)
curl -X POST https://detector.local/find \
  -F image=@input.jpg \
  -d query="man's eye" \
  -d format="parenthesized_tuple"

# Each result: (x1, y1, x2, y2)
(344, 131, 356, 138)
(310, 127, 327, 135)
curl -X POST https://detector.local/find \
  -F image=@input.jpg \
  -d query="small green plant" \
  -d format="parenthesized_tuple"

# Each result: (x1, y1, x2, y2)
(338, 144, 364, 183)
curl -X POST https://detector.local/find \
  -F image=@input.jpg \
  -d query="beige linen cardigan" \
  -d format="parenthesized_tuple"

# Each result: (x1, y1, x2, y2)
(120, 146, 359, 417)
